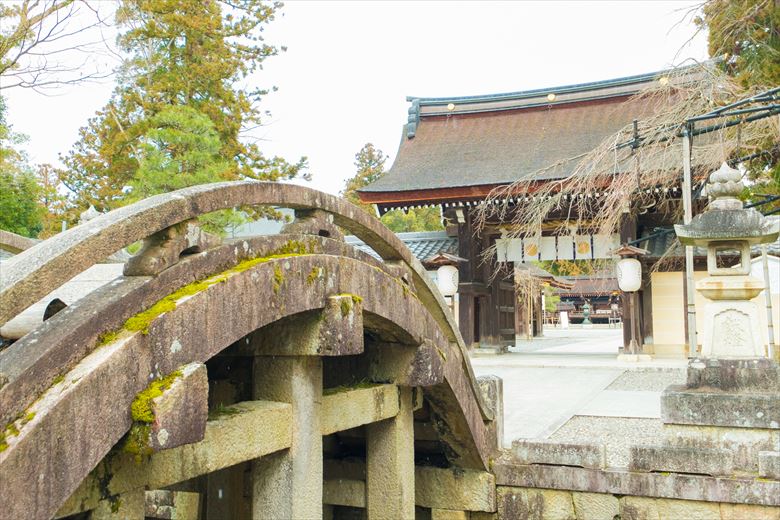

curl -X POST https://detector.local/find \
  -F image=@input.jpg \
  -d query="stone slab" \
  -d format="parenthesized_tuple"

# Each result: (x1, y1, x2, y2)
(759, 452, 780, 480)
(662, 385, 780, 429)
(493, 460, 780, 506)
(629, 445, 734, 477)
(415, 466, 496, 513)
(686, 358, 780, 393)
(512, 439, 606, 469)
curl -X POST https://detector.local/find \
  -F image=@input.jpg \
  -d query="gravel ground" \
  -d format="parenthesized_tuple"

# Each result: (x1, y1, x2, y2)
(606, 368, 686, 391)
(548, 416, 665, 468)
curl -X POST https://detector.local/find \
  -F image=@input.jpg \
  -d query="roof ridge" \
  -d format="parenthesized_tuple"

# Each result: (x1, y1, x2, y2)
(406, 62, 709, 105)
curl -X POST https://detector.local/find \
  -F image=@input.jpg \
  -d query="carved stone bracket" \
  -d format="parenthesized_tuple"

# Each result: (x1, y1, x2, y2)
(282, 209, 344, 241)
(124, 220, 221, 276)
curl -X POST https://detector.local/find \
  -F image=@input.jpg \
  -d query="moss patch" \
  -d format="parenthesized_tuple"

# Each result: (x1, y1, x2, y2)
(52, 374, 65, 385)
(307, 267, 321, 285)
(122, 423, 153, 461)
(130, 370, 183, 423)
(98, 250, 314, 343)
(273, 265, 284, 294)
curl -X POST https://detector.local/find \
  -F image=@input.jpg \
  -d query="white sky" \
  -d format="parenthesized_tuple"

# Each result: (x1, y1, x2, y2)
(4, 0, 708, 196)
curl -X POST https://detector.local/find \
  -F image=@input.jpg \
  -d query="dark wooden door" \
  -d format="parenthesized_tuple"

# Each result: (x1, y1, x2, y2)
(498, 280, 516, 347)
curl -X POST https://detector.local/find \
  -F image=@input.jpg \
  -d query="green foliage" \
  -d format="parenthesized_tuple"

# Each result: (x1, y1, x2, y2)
(543, 285, 560, 313)
(342, 143, 443, 232)
(535, 259, 602, 277)
(697, 0, 779, 88)
(696, 0, 779, 196)
(60, 0, 307, 213)
(0, 169, 42, 238)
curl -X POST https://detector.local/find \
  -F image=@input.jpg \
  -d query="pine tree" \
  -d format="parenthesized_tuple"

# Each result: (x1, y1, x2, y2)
(341, 143, 443, 232)
(61, 0, 306, 211)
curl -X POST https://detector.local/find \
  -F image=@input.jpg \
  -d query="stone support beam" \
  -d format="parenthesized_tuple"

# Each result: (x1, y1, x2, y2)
(322, 384, 399, 435)
(322, 479, 366, 508)
(512, 440, 605, 470)
(251, 356, 323, 520)
(366, 386, 416, 519)
(144, 490, 200, 520)
(57, 400, 292, 518)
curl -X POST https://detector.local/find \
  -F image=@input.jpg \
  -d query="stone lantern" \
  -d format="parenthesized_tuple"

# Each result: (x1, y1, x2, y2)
(674, 162, 779, 358)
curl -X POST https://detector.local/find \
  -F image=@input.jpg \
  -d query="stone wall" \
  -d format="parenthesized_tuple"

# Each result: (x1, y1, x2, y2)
(496, 486, 780, 520)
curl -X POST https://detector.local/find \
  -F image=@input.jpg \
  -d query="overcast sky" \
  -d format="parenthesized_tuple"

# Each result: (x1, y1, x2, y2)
(5, 0, 708, 196)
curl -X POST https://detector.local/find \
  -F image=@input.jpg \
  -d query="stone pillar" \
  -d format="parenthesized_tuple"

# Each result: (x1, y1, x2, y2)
(366, 386, 415, 520)
(252, 356, 323, 519)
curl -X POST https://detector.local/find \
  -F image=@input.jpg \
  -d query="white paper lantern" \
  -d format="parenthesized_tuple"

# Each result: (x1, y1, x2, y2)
(616, 257, 642, 292)
(437, 265, 459, 296)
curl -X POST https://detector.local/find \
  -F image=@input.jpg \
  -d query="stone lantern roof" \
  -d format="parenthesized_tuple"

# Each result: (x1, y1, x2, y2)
(675, 163, 780, 247)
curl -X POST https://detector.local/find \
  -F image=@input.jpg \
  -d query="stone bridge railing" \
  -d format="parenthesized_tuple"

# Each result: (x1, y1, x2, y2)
(0, 182, 501, 519)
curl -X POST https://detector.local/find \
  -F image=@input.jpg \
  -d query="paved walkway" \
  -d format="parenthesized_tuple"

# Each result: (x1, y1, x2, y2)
(470, 327, 686, 451)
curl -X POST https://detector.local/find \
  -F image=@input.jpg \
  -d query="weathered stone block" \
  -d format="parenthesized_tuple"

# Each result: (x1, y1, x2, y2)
(148, 363, 208, 451)
(431, 509, 469, 520)
(571, 491, 619, 520)
(620, 496, 721, 520)
(247, 294, 364, 356)
(686, 358, 780, 393)
(496, 487, 574, 520)
(416, 466, 496, 513)
(719, 502, 780, 520)
(629, 445, 734, 477)
(662, 385, 780, 429)
(364, 341, 444, 387)
(663, 424, 779, 473)
(759, 451, 780, 480)
(477, 375, 504, 452)
(512, 440, 606, 469)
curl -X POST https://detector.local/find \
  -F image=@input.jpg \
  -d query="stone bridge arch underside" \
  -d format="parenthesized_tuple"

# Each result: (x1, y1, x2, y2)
(0, 183, 501, 520)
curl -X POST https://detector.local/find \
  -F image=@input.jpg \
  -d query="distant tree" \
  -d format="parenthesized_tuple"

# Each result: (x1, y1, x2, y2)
(0, 0, 111, 92)
(342, 143, 443, 233)
(60, 0, 306, 212)
(543, 285, 560, 313)
(696, 0, 779, 88)
(695, 0, 779, 204)
(35, 163, 70, 238)
(0, 95, 42, 237)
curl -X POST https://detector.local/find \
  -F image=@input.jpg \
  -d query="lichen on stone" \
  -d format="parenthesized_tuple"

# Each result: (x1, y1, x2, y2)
(307, 267, 321, 285)
(130, 370, 183, 424)
(273, 265, 284, 293)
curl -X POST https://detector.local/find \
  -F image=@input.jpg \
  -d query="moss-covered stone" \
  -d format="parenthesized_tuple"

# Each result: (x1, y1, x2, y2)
(130, 370, 183, 423)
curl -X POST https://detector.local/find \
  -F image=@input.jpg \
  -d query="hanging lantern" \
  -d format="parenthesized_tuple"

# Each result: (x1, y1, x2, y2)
(436, 265, 459, 296)
(616, 257, 642, 292)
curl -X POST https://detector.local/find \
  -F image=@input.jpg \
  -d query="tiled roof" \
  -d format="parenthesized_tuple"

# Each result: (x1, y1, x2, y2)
(361, 95, 655, 194)
(557, 276, 619, 296)
(345, 231, 457, 263)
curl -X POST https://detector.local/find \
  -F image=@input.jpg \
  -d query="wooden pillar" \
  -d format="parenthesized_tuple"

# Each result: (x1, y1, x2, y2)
(366, 387, 415, 520)
(619, 214, 638, 352)
(251, 356, 323, 519)
(458, 211, 476, 346)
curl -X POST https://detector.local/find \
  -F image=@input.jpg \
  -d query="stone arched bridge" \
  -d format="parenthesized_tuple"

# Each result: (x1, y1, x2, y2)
(0, 182, 501, 519)
(3, 182, 780, 520)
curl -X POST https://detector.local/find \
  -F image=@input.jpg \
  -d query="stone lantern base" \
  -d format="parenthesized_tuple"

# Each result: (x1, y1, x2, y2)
(697, 275, 766, 358)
